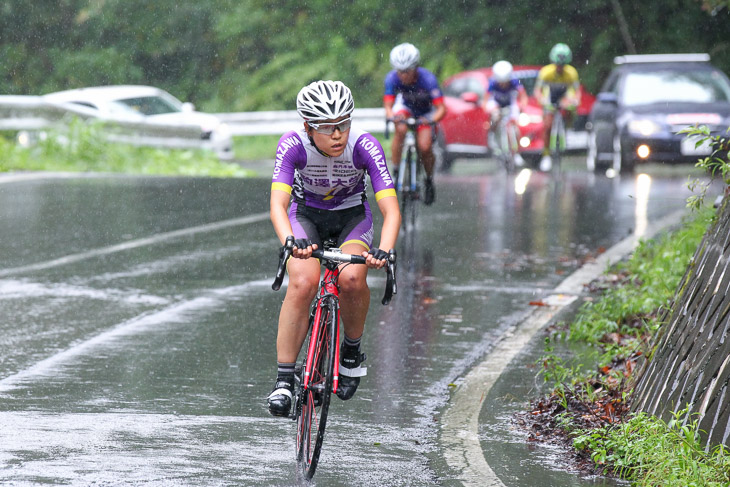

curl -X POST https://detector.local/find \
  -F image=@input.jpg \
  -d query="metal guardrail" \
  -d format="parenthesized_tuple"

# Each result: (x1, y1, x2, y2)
(215, 107, 388, 135)
(0, 95, 229, 157)
(0, 96, 386, 135)
(1, 97, 586, 151)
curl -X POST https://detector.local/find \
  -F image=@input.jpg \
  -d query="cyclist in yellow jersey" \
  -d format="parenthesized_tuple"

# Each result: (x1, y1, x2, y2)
(533, 43, 581, 171)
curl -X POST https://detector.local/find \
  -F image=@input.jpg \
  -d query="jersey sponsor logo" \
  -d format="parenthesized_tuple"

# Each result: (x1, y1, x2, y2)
(273, 135, 302, 180)
(361, 226, 374, 244)
(358, 138, 393, 186)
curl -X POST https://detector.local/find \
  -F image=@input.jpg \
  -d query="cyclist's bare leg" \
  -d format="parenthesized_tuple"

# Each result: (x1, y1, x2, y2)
(337, 242, 370, 342)
(276, 257, 320, 363)
(390, 123, 408, 169)
(335, 243, 369, 400)
(416, 126, 435, 177)
(541, 111, 555, 152)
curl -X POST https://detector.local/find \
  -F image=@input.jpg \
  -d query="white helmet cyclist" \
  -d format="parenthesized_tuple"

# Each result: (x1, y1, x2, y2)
(389, 43, 420, 71)
(492, 60, 513, 83)
(296, 80, 354, 121)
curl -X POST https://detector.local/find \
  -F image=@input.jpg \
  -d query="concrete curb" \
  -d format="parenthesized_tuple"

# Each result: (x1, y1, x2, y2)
(440, 208, 688, 486)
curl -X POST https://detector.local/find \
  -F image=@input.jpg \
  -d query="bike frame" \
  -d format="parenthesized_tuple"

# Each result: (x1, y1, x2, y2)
(303, 262, 342, 395)
(491, 106, 519, 171)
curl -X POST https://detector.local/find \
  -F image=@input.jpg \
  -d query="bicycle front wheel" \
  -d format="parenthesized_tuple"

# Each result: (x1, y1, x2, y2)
(297, 300, 337, 480)
(550, 112, 565, 169)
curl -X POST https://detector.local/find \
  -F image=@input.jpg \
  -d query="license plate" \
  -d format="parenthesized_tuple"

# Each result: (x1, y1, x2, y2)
(681, 136, 712, 156)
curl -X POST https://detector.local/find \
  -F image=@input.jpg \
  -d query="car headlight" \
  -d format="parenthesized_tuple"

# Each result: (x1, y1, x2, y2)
(518, 112, 542, 127)
(627, 119, 662, 137)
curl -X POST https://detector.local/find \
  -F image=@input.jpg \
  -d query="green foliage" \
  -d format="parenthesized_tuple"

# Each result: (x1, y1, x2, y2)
(0, 119, 251, 178)
(2, 1, 729, 110)
(573, 409, 730, 486)
(536, 207, 719, 484)
(681, 125, 730, 210)
(566, 208, 713, 350)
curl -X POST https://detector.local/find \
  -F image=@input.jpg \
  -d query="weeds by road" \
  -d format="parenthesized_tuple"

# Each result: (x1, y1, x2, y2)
(0, 121, 251, 177)
(522, 205, 730, 485)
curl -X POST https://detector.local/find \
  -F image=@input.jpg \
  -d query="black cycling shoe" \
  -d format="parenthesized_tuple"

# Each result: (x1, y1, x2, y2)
(337, 344, 366, 401)
(392, 168, 400, 188)
(424, 178, 435, 206)
(267, 376, 294, 417)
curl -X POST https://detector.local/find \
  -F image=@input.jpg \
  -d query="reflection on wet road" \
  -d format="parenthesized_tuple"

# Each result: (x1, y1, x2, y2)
(0, 163, 710, 485)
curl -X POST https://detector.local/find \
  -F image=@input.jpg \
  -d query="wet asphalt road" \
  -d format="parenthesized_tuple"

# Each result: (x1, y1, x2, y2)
(0, 160, 712, 485)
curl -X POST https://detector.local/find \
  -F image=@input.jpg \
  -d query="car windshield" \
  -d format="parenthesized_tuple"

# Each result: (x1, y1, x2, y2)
(443, 76, 485, 101)
(621, 70, 730, 106)
(514, 71, 538, 94)
(443, 71, 539, 102)
(114, 96, 182, 116)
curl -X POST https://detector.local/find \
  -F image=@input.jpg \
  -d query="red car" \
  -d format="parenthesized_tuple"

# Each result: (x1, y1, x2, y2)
(435, 65, 595, 171)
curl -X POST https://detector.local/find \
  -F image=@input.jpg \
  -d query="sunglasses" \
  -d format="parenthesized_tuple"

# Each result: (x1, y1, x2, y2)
(308, 117, 352, 135)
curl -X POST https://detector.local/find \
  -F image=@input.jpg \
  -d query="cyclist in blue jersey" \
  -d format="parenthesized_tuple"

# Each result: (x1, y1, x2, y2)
(384, 43, 446, 206)
(267, 80, 401, 417)
(483, 60, 528, 167)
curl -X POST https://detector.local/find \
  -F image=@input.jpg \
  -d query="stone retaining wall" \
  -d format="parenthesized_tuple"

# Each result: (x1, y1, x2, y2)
(632, 197, 730, 449)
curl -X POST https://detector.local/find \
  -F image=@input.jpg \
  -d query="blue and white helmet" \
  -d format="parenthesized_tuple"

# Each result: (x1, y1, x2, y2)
(389, 43, 420, 71)
(296, 80, 354, 121)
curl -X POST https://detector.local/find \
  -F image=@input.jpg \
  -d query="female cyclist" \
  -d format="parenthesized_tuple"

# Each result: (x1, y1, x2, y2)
(267, 80, 401, 417)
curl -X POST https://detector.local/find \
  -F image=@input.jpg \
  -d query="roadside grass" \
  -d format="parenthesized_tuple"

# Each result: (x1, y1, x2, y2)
(0, 121, 252, 177)
(532, 205, 728, 485)
(572, 409, 730, 486)
(233, 134, 281, 161)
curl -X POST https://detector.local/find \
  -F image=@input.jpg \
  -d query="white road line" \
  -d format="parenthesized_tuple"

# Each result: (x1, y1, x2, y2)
(0, 279, 271, 392)
(0, 212, 270, 277)
(441, 208, 688, 486)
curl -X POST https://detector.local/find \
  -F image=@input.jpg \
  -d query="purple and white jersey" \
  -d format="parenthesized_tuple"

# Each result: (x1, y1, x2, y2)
(487, 78, 522, 108)
(271, 128, 396, 211)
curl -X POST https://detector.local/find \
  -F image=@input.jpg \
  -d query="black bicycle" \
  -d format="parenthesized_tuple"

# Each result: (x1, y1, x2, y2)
(385, 118, 438, 243)
(272, 236, 397, 479)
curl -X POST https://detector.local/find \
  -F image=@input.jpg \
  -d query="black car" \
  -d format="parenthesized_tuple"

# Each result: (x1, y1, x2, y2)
(586, 54, 730, 173)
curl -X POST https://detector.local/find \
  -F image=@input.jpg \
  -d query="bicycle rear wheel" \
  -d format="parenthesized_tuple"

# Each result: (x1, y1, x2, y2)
(400, 146, 419, 246)
(550, 111, 565, 170)
(296, 300, 337, 480)
(498, 121, 515, 173)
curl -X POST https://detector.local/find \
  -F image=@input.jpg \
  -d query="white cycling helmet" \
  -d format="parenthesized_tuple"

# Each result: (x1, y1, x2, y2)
(389, 43, 420, 71)
(296, 80, 354, 121)
(492, 60, 513, 83)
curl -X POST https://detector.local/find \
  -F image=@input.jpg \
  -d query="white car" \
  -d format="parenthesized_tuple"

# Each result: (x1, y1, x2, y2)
(41, 85, 233, 160)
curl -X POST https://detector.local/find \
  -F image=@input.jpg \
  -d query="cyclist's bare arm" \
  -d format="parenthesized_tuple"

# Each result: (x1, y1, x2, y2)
(270, 189, 317, 258)
(383, 98, 397, 121)
(568, 81, 581, 106)
(517, 85, 529, 109)
(430, 102, 447, 123)
(364, 196, 400, 269)
(533, 77, 545, 104)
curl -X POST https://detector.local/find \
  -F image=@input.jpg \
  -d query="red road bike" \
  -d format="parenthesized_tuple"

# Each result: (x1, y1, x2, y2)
(272, 236, 397, 479)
